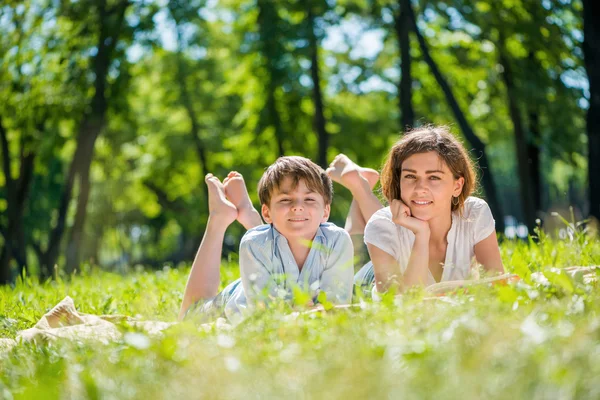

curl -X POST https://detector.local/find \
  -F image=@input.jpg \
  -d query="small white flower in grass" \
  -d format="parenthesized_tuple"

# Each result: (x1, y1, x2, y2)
(224, 356, 241, 372)
(531, 272, 550, 286)
(217, 334, 235, 349)
(521, 315, 547, 344)
(249, 273, 257, 281)
(557, 321, 575, 338)
(124, 332, 150, 350)
(568, 295, 584, 315)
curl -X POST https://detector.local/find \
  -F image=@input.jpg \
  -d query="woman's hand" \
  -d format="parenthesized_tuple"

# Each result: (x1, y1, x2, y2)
(390, 199, 430, 236)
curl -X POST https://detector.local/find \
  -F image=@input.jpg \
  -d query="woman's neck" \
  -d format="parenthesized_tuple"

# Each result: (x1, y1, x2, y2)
(427, 212, 453, 246)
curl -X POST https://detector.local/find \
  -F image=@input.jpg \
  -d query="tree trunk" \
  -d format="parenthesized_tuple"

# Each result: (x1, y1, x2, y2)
(527, 109, 542, 213)
(497, 39, 537, 234)
(61, 0, 129, 275)
(394, 0, 414, 130)
(582, 0, 600, 225)
(307, 7, 329, 168)
(406, 3, 504, 232)
(65, 141, 92, 274)
(0, 116, 36, 283)
(257, 0, 285, 157)
(0, 116, 15, 283)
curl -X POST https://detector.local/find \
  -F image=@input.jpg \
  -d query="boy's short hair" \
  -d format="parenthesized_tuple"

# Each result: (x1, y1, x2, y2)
(258, 156, 333, 206)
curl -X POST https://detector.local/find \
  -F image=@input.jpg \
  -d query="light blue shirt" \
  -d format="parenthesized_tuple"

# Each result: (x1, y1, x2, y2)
(224, 223, 354, 322)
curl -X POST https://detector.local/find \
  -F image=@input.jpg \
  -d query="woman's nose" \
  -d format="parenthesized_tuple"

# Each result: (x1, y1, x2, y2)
(414, 179, 427, 192)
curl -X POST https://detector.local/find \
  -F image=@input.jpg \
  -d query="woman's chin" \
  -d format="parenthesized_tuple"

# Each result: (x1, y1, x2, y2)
(410, 210, 431, 221)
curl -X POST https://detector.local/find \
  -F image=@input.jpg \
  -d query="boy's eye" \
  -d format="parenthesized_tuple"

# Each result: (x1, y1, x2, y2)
(280, 198, 291, 203)
(305, 198, 316, 202)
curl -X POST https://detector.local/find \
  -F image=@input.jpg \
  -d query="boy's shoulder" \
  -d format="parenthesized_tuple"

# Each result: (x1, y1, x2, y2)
(240, 224, 275, 247)
(317, 222, 351, 242)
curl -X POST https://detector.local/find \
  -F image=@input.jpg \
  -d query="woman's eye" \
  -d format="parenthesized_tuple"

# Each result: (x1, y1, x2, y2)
(403, 174, 416, 179)
(429, 176, 441, 180)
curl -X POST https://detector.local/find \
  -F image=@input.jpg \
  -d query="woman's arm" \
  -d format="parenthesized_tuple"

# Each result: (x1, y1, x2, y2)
(367, 231, 430, 294)
(474, 230, 505, 274)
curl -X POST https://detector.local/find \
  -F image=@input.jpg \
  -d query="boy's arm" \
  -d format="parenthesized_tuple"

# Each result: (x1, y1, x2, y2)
(318, 231, 354, 304)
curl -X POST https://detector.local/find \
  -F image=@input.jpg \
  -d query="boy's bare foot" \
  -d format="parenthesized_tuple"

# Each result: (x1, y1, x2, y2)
(206, 173, 237, 226)
(326, 154, 379, 191)
(223, 171, 263, 230)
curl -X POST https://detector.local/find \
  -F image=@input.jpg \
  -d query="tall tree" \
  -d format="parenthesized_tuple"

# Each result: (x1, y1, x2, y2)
(582, 0, 600, 224)
(257, 0, 287, 157)
(0, 1, 75, 282)
(395, 0, 414, 130)
(496, 32, 537, 233)
(406, 2, 504, 231)
(49, 0, 131, 275)
(306, 1, 330, 168)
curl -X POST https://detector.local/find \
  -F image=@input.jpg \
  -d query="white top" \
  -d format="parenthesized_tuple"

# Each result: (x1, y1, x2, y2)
(363, 196, 496, 286)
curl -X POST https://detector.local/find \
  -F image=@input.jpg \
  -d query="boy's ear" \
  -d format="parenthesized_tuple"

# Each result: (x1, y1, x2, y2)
(453, 176, 465, 197)
(261, 204, 272, 224)
(321, 204, 331, 223)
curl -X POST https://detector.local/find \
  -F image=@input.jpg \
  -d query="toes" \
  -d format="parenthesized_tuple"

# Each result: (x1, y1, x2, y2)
(362, 168, 379, 176)
(205, 174, 223, 188)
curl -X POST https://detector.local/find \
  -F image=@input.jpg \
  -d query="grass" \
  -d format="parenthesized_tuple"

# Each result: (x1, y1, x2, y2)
(1, 228, 600, 399)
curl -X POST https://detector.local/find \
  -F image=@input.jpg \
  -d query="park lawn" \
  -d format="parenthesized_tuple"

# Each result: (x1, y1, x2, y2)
(1, 231, 599, 400)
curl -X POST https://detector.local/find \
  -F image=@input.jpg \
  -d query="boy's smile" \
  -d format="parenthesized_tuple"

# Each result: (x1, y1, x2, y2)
(261, 177, 330, 242)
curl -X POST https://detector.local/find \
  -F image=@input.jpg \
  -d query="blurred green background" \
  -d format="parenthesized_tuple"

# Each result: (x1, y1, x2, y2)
(0, 0, 598, 283)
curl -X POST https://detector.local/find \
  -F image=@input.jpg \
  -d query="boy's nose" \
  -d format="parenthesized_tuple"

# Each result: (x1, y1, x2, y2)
(291, 200, 304, 210)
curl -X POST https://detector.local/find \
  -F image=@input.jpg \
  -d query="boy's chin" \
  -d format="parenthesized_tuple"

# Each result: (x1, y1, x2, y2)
(276, 224, 319, 240)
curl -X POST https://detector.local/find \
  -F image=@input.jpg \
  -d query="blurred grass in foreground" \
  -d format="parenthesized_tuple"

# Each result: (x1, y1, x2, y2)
(0, 232, 599, 399)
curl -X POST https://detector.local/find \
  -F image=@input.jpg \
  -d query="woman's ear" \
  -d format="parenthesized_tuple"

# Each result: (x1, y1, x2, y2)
(321, 204, 331, 223)
(261, 204, 272, 224)
(453, 176, 465, 197)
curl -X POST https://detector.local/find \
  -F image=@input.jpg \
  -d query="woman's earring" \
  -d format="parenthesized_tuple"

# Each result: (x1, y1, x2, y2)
(452, 196, 459, 206)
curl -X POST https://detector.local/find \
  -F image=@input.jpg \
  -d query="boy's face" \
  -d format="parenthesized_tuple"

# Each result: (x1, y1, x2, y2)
(261, 177, 330, 242)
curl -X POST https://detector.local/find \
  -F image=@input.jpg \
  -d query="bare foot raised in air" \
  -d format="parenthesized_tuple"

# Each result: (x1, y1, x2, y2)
(206, 173, 238, 227)
(326, 154, 379, 192)
(223, 171, 263, 230)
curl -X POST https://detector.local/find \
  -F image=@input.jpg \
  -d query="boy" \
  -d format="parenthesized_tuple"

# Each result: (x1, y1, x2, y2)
(179, 156, 354, 323)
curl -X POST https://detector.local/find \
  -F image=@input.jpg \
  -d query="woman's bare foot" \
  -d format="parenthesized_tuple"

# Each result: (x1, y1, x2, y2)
(206, 174, 237, 226)
(223, 171, 263, 230)
(326, 154, 379, 191)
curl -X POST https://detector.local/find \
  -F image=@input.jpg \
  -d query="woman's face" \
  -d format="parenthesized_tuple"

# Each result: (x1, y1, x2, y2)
(399, 151, 464, 221)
